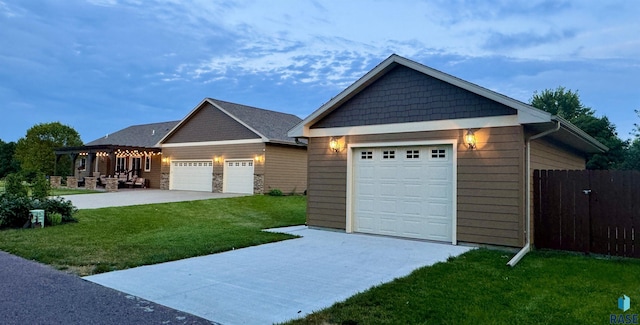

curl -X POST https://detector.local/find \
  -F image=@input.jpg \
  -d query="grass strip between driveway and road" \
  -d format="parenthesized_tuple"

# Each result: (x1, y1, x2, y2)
(0, 195, 305, 276)
(285, 249, 640, 325)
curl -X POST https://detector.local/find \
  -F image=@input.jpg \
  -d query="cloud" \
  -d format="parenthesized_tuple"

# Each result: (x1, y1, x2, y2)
(484, 29, 577, 51)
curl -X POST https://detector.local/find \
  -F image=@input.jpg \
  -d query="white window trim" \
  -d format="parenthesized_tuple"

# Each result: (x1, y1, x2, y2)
(144, 155, 152, 172)
(346, 139, 458, 245)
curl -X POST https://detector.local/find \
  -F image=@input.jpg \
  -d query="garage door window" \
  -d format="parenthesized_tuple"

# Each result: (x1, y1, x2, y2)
(361, 151, 373, 160)
(431, 148, 446, 159)
(406, 150, 420, 159)
(382, 150, 395, 159)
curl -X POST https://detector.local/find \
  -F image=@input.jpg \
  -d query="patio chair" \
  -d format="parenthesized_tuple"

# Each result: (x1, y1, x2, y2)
(133, 177, 146, 188)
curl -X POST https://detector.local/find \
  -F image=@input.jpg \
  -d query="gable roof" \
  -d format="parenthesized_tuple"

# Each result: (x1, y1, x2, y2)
(288, 54, 606, 153)
(86, 120, 180, 148)
(159, 98, 304, 145)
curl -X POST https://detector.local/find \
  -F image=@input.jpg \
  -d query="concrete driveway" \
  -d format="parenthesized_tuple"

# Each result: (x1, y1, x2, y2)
(86, 226, 472, 324)
(61, 189, 247, 209)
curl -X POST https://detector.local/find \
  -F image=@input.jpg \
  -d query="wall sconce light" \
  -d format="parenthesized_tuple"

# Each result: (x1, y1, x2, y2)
(214, 156, 221, 164)
(254, 155, 264, 163)
(162, 157, 171, 166)
(465, 129, 477, 150)
(329, 136, 345, 153)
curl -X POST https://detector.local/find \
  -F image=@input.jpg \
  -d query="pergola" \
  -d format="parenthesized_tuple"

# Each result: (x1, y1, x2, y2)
(54, 144, 162, 177)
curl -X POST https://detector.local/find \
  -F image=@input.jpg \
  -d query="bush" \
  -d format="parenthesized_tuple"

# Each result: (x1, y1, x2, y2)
(268, 188, 283, 196)
(31, 173, 51, 201)
(0, 194, 32, 228)
(4, 173, 27, 198)
(0, 194, 78, 228)
(34, 197, 78, 223)
(48, 212, 62, 226)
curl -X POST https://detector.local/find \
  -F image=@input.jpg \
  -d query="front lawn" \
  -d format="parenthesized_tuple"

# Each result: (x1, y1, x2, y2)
(286, 249, 640, 324)
(0, 195, 305, 275)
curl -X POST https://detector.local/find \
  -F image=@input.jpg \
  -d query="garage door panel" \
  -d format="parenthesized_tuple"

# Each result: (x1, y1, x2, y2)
(170, 161, 213, 192)
(223, 160, 254, 194)
(354, 145, 453, 242)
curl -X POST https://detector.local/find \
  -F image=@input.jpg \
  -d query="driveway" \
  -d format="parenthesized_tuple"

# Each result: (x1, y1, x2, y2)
(61, 189, 247, 209)
(86, 226, 472, 324)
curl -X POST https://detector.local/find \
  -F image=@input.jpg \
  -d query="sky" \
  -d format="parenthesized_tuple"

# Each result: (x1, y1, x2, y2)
(1, 0, 639, 144)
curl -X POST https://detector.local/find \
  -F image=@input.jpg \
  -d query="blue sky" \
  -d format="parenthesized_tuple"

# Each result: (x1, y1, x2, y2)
(1, 0, 639, 143)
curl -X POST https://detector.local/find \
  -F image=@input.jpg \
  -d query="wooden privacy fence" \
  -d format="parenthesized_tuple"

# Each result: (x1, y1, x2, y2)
(534, 170, 640, 258)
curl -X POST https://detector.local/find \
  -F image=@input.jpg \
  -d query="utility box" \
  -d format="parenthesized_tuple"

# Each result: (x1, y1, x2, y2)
(30, 209, 45, 228)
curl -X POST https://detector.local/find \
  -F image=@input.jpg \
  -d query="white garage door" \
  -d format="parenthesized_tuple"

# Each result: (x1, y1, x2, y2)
(353, 145, 453, 242)
(223, 160, 254, 194)
(170, 160, 213, 192)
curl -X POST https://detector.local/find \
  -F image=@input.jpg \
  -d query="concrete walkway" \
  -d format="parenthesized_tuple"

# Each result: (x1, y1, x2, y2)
(86, 226, 472, 324)
(61, 189, 247, 209)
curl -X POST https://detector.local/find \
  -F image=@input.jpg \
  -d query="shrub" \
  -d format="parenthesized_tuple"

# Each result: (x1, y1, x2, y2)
(48, 212, 63, 226)
(35, 196, 78, 223)
(31, 173, 51, 201)
(4, 173, 27, 198)
(0, 194, 32, 228)
(268, 188, 283, 196)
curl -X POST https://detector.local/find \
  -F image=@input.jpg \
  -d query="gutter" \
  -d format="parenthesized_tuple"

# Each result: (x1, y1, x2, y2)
(507, 120, 561, 267)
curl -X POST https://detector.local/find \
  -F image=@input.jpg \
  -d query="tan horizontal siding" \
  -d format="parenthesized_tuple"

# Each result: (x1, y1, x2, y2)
(306, 126, 525, 247)
(264, 144, 307, 194)
(141, 155, 162, 188)
(162, 143, 266, 174)
(529, 137, 586, 245)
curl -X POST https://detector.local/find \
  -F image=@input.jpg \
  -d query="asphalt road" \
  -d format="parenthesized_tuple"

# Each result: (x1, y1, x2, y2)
(0, 251, 216, 325)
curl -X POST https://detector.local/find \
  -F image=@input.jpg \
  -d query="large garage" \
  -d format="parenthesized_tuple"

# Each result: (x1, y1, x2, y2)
(169, 160, 213, 192)
(352, 145, 454, 241)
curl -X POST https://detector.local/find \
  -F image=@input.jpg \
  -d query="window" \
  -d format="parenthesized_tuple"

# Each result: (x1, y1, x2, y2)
(144, 155, 151, 172)
(361, 151, 373, 160)
(116, 157, 126, 172)
(248, 161, 253, 167)
(431, 149, 446, 158)
(406, 150, 420, 159)
(382, 150, 395, 159)
(79, 158, 86, 171)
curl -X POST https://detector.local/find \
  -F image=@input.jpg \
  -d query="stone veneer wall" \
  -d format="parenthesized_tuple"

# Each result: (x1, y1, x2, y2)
(85, 177, 97, 190)
(105, 178, 118, 192)
(213, 173, 223, 193)
(160, 172, 170, 190)
(49, 176, 61, 189)
(67, 177, 78, 189)
(253, 174, 264, 194)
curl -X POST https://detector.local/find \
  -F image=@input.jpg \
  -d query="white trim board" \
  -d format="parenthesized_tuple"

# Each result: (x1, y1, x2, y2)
(345, 139, 458, 245)
(310, 115, 519, 137)
(161, 138, 264, 148)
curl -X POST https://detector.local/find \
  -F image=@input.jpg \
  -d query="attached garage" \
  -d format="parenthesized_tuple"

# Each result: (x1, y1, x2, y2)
(169, 160, 213, 192)
(351, 144, 454, 242)
(223, 159, 255, 194)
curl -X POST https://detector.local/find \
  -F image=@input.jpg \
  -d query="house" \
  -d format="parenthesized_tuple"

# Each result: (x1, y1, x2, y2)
(288, 54, 607, 250)
(55, 120, 179, 188)
(56, 98, 307, 194)
(157, 98, 307, 194)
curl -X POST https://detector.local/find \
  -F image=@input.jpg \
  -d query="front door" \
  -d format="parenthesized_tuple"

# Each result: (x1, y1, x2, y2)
(131, 157, 141, 177)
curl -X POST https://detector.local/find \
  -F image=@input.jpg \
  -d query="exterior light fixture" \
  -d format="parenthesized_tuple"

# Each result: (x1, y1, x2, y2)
(465, 129, 477, 150)
(329, 136, 344, 153)
(254, 155, 264, 163)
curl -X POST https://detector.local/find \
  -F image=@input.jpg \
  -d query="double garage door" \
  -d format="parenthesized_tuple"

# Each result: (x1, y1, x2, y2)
(353, 145, 453, 242)
(169, 159, 254, 194)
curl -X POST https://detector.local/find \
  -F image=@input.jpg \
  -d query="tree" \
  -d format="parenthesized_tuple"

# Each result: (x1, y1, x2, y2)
(531, 87, 626, 170)
(14, 122, 83, 177)
(0, 139, 19, 178)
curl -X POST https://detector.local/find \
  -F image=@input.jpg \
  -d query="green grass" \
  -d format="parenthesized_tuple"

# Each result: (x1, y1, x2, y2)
(286, 249, 640, 325)
(0, 195, 306, 275)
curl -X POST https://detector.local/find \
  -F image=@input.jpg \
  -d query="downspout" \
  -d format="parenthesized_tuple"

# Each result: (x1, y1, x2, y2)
(507, 120, 561, 267)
